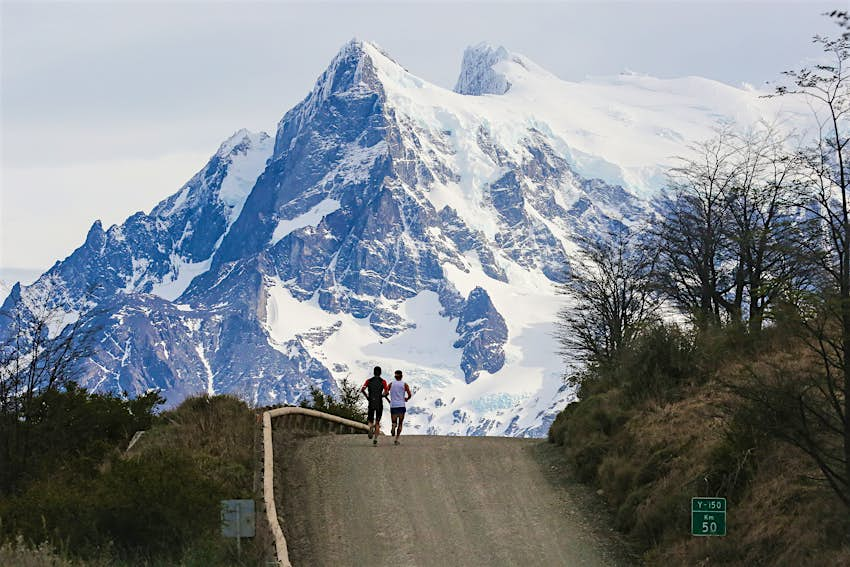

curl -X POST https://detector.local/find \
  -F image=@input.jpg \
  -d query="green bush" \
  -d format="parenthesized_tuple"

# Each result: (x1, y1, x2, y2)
(0, 450, 225, 561)
(0, 393, 261, 564)
(95, 450, 224, 559)
(617, 324, 698, 403)
(549, 392, 628, 483)
(564, 324, 698, 406)
(299, 378, 367, 423)
(1, 382, 163, 495)
(144, 395, 256, 496)
(0, 470, 98, 555)
(550, 391, 628, 444)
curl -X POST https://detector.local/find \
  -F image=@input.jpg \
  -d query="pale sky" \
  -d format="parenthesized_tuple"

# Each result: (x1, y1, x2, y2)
(0, 0, 843, 279)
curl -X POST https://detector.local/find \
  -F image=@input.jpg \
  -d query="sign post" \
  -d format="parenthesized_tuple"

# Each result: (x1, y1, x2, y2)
(691, 497, 726, 536)
(221, 499, 255, 556)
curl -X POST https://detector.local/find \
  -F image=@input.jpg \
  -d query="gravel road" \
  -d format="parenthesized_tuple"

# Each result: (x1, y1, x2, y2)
(276, 434, 632, 567)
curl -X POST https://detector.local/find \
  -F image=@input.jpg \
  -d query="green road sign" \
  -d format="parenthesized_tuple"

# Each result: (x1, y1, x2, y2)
(691, 497, 726, 536)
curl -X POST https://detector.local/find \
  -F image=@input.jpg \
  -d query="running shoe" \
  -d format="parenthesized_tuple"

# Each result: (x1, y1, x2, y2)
(373, 439, 378, 446)
(368, 424, 374, 439)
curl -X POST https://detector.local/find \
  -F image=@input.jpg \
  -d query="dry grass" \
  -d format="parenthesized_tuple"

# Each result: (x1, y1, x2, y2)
(0, 537, 113, 567)
(555, 332, 850, 566)
(131, 394, 258, 496)
(655, 440, 850, 566)
(0, 538, 74, 567)
(631, 360, 850, 565)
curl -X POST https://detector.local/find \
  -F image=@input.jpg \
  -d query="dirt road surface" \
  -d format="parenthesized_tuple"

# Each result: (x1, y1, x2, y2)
(277, 434, 632, 567)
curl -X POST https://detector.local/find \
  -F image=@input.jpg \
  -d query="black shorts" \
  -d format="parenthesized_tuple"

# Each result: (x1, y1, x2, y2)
(368, 403, 383, 423)
(390, 407, 406, 416)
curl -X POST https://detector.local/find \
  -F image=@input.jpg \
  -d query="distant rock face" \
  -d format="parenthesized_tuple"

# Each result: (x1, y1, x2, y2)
(454, 43, 514, 96)
(453, 287, 507, 383)
(27, 130, 273, 305)
(0, 39, 654, 436)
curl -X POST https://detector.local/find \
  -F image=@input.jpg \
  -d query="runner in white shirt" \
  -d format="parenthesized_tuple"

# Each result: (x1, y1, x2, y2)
(388, 369, 412, 445)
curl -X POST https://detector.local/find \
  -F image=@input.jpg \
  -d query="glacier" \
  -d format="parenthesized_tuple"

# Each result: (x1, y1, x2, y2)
(1, 39, 797, 436)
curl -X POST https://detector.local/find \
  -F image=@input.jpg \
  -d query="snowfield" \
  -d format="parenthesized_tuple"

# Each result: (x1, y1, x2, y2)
(1, 40, 812, 437)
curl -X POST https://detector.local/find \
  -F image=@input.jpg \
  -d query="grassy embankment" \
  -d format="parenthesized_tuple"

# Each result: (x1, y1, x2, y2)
(0, 393, 267, 566)
(549, 324, 850, 566)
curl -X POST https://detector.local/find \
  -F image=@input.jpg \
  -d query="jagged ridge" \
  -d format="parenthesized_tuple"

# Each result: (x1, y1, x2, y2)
(1, 39, 786, 436)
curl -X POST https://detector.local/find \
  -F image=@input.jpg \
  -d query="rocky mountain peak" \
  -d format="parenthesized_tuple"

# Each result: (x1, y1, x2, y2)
(1, 37, 783, 437)
(454, 43, 555, 96)
(216, 129, 270, 158)
(297, 39, 399, 109)
(453, 43, 515, 96)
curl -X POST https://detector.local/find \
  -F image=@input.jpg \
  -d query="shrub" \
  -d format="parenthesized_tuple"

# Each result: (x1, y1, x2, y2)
(631, 483, 688, 547)
(143, 395, 256, 496)
(548, 392, 628, 483)
(703, 407, 764, 500)
(614, 483, 651, 533)
(0, 393, 260, 564)
(95, 450, 224, 559)
(617, 324, 698, 403)
(0, 471, 98, 555)
(1, 382, 163, 495)
(299, 378, 367, 423)
(597, 454, 639, 504)
(0, 537, 88, 567)
(0, 450, 224, 561)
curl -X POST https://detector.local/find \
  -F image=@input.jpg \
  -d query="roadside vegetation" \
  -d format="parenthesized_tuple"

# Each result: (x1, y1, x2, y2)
(550, 325, 850, 565)
(0, 281, 362, 567)
(551, 12, 850, 565)
(298, 378, 367, 423)
(0, 386, 264, 566)
(0, 287, 265, 565)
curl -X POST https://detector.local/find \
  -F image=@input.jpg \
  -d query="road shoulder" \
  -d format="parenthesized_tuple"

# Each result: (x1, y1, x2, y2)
(533, 441, 643, 566)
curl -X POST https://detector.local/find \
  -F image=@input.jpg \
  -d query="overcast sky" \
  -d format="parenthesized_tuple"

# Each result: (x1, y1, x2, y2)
(1, 0, 843, 278)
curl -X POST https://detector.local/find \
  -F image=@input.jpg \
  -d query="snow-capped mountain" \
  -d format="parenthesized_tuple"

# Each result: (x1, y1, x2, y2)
(1, 40, 795, 436)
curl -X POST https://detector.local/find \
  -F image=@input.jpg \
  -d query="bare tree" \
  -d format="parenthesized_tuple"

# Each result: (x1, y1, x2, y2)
(730, 350, 850, 510)
(652, 131, 741, 328)
(557, 230, 660, 368)
(757, 12, 850, 510)
(723, 126, 801, 332)
(653, 125, 804, 332)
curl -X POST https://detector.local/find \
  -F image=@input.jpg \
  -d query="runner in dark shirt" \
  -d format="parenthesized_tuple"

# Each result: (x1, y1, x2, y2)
(360, 366, 389, 446)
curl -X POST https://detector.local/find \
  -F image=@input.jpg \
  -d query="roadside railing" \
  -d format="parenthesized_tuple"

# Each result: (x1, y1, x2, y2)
(262, 407, 369, 566)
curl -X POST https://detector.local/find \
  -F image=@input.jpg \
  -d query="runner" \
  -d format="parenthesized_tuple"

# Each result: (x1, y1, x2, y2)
(388, 369, 412, 445)
(360, 366, 389, 446)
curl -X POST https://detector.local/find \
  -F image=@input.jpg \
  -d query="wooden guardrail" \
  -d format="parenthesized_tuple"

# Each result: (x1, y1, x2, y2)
(262, 407, 369, 566)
